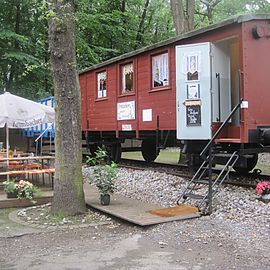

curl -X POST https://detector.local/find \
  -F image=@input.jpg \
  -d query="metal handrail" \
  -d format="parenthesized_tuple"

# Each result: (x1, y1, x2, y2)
(200, 99, 243, 158)
(35, 123, 53, 142)
(35, 123, 54, 156)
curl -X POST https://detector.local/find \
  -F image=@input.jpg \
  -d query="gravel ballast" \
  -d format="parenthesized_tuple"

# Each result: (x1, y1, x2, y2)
(83, 166, 269, 228)
(83, 165, 270, 248)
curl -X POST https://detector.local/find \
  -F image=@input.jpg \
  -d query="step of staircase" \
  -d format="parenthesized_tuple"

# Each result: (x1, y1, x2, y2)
(183, 193, 205, 200)
(215, 138, 241, 143)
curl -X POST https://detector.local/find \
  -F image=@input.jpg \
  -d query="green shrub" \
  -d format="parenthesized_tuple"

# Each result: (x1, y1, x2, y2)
(86, 147, 118, 195)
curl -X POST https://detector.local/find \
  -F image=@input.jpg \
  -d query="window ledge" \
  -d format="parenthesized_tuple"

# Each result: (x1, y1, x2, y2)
(95, 97, 108, 102)
(118, 92, 136, 98)
(148, 86, 172, 93)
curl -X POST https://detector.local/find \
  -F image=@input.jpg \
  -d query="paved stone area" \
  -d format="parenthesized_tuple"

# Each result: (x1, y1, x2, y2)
(1, 213, 269, 270)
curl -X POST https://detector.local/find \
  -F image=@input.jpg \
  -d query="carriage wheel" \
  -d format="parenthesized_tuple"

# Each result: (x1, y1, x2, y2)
(108, 143, 122, 163)
(233, 154, 258, 173)
(141, 139, 159, 162)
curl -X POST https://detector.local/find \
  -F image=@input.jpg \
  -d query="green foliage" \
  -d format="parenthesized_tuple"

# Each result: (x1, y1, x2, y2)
(196, 0, 270, 27)
(0, 0, 52, 98)
(51, 211, 66, 222)
(86, 146, 107, 166)
(87, 147, 118, 195)
(3, 179, 40, 200)
(3, 180, 16, 193)
(75, 0, 175, 69)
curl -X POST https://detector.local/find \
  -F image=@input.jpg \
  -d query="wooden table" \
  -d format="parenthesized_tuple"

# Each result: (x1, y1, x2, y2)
(0, 156, 55, 187)
(0, 155, 55, 162)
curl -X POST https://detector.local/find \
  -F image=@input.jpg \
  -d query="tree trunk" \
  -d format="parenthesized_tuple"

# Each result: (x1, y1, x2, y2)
(170, 0, 184, 35)
(186, 0, 195, 30)
(134, 0, 150, 50)
(7, 1, 21, 92)
(121, 0, 126, 12)
(170, 0, 195, 35)
(48, 0, 86, 215)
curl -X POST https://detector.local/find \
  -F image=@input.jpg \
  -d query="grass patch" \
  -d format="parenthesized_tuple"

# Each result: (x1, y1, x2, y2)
(0, 208, 16, 220)
(17, 205, 109, 226)
(122, 149, 180, 164)
(50, 211, 66, 223)
(255, 163, 270, 175)
(0, 208, 26, 228)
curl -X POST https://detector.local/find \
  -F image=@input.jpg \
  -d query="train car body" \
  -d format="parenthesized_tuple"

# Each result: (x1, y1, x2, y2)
(80, 14, 270, 171)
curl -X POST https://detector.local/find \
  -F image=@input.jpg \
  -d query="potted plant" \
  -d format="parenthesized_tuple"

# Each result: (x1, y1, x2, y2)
(256, 181, 270, 203)
(3, 179, 40, 200)
(3, 180, 18, 198)
(86, 147, 118, 205)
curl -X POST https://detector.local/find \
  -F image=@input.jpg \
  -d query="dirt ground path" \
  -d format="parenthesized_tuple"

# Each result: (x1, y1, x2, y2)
(0, 208, 269, 270)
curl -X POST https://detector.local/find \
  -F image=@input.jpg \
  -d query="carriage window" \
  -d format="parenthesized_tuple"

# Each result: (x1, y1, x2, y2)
(97, 71, 107, 98)
(185, 54, 199, 81)
(121, 63, 133, 94)
(152, 53, 169, 88)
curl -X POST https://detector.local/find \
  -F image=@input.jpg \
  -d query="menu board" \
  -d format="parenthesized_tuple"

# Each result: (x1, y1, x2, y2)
(186, 105, 201, 126)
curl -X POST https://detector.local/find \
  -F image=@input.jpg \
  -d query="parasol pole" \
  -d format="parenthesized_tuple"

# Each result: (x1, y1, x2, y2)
(6, 124, 9, 181)
(3, 86, 9, 181)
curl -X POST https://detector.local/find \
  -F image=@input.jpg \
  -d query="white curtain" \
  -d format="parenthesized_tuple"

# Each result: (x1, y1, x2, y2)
(152, 53, 168, 86)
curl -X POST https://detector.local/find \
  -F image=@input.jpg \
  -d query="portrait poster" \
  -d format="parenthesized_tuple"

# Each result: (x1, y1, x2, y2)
(187, 83, 200, 99)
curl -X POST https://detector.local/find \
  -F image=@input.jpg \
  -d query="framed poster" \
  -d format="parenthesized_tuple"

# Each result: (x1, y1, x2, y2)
(117, 101, 135, 120)
(187, 83, 200, 99)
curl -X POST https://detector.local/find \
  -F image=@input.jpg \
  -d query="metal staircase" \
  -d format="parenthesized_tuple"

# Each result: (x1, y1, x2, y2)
(177, 149, 239, 213)
(177, 99, 243, 214)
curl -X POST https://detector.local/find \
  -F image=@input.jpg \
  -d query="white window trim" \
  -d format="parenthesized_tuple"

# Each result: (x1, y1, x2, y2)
(97, 71, 107, 98)
(122, 63, 134, 94)
(152, 53, 169, 88)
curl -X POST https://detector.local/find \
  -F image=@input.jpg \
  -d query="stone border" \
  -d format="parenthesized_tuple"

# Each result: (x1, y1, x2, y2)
(8, 209, 112, 231)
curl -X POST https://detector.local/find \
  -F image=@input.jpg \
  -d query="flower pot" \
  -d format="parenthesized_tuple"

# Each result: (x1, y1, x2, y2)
(100, 194, 110, 205)
(6, 191, 18, 199)
(261, 193, 270, 203)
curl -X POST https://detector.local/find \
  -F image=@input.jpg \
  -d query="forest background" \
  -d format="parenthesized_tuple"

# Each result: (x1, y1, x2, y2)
(0, 0, 270, 100)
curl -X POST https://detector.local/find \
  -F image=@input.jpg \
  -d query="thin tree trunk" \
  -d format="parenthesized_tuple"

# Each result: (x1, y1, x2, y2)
(199, 0, 222, 25)
(7, 1, 21, 91)
(121, 0, 126, 12)
(186, 0, 195, 30)
(134, 0, 150, 49)
(170, 0, 184, 35)
(48, 0, 86, 215)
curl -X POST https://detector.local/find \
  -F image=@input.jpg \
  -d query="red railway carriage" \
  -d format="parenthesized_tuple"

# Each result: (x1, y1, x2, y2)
(80, 14, 270, 172)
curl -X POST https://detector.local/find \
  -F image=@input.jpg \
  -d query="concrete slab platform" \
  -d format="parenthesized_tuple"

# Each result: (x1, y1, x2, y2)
(84, 184, 200, 226)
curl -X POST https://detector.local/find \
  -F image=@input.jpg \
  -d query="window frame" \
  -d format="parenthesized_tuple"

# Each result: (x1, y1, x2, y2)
(150, 51, 170, 91)
(96, 69, 107, 100)
(119, 61, 135, 96)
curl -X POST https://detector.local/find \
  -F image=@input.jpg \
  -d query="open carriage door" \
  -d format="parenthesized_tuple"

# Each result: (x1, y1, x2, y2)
(176, 43, 212, 140)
